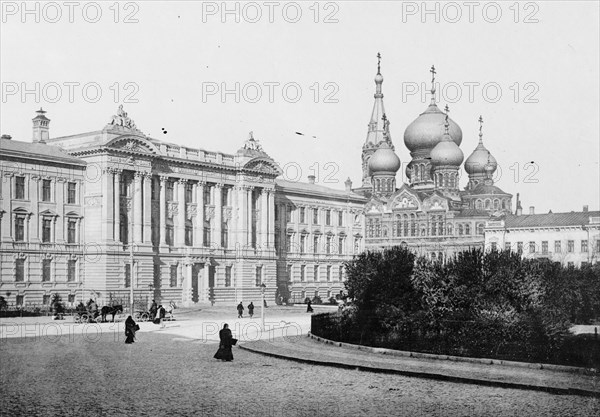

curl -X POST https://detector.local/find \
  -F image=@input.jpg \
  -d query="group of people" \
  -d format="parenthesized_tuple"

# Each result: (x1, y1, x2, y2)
(236, 301, 255, 318)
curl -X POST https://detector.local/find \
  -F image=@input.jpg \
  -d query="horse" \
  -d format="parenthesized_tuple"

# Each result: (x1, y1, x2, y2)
(100, 305, 124, 322)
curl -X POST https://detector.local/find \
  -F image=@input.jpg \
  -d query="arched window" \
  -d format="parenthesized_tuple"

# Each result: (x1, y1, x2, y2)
(447, 224, 453, 235)
(494, 199, 500, 210)
(485, 199, 491, 209)
(477, 223, 484, 235)
(501, 200, 507, 209)
(465, 224, 471, 235)
(438, 252, 443, 262)
(476, 200, 482, 210)
(410, 214, 416, 236)
(431, 252, 437, 261)
(419, 165, 425, 181)
(458, 224, 463, 235)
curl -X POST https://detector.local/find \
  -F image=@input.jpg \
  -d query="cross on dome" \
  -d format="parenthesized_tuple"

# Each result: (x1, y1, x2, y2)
(478, 115, 484, 141)
(430, 65, 437, 103)
(377, 52, 381, 74)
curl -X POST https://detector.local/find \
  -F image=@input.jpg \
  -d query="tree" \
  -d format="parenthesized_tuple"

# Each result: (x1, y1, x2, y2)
(51, 293, 65, 316)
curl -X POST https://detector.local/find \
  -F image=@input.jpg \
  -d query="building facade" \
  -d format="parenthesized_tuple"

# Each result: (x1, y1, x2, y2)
(485, 206, 600, 268)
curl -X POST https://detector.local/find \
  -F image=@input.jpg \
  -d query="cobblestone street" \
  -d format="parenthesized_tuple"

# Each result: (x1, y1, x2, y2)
(1, 307, 598, 416)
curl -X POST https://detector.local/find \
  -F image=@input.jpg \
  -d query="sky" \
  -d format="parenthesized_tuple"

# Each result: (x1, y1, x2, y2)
(1, 1, 599, 213)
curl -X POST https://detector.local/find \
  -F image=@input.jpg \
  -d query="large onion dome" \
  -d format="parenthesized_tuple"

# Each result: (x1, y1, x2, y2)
(368, 142, 401, 174)
(430, 132, 464, 166)
(404, 103, 463, 152)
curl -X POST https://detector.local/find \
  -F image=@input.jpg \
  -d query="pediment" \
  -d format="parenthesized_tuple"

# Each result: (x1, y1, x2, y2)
(107, 136, 159, 155)
(243, 157, 282, 176)
(422, 195, 449, 211)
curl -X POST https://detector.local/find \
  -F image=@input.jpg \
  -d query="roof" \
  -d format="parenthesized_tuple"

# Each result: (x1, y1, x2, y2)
(504, 211, 600, 228)
(275, 179, 367, 202)
(455, 209, 491, 218)
(466, 183, 511, 196)
(0, 138, 86, 166)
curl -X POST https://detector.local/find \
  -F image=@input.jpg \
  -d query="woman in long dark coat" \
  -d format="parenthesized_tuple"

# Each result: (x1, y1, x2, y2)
(125, 316, 138, 344)
(214, 324, 235, 361)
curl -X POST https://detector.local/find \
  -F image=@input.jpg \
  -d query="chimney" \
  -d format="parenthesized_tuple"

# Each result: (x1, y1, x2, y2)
(515, 193, 523, 216)
(583, 205, 589, 213)
(308, 175, 315, 184)
(1, 134, 11, 140)
(529, 206, 535, 215)
(344, 177, 352, 192)
(32, 108, 50, 143)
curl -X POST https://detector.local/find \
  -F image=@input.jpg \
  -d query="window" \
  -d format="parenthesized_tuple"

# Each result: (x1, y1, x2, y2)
(16, 295, 24, 306)
(42, 259, 51, 282)
(338, 237, 344, 255)
(42, 219, 52, 243)
(170, 265, 178, 287)
(491, 242, 497, 251)
(286, 234, 292, 252)
(354, 237, 360, 253)
(15, 176, 25, 199)
(221, 223, 228, 248)
(185, 220, 193, 246)
(581, 240, 588, 253)
(300, 235, 306, 254)
(42, 179, 51, 201)
(339, 265, 343, 281)
(300, 265, 305, 282)
(529, 242, 535, 254)
(225, 266, 232, 287)
(166, 180, 175, 201)
(326, 236, 332, 254)
(67, 219, 77, 243)
(458, 224, 463, 236)
(313, 265, 319, 281)
(517, 242, 523, 254)
(287, 264, 293, 281)
(125, 264, 131, 288)
(477, 223, 484, 235)
(313, 208, 319, 224)
(596, 240, 600, 253)
(185, 183, 193, 204)
(338, 211, 343, 226)
(567, 240, 574, 253)
(203, 185, 211, 205)
(43, 294, 51, 305)
(286, 206, 292, 223)
(15, 216, 25, 241)
(313, 236, 319, 254)
(68, 294, 75, 303)
(326, 265, 331, 282)
(120, 176, 128, 197)
(505, 242, 511, 251)
(255, 266, 262, 287)
(274, 204, 280, 222)
(299, 207, 306, 223)
(325, 210, 331, 226)
(555, 240, 561, 253)
(166, 221, 174, 246)
(67, 182, 76, 204)
(542, 241, 548, 254)
(67, 260, 76, 282)
(465, 224, 470, 235)
(203, 220, 211, 247)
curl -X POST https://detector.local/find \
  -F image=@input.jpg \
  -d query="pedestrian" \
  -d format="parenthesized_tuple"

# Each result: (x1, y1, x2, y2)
(125, 315, 139, 344)
(154, 305, 166, 327)
(237, 302, 244, 318)
(306, 299, 313, 313)
(149, 299, 157, 320)
(263, 299, 268, 308)
(213, 323, 237, 361)
(248, 302, 254, 318)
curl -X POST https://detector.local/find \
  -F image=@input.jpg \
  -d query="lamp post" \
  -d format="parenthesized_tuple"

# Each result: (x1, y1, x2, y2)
(129, 200, 134, 316)
(260, 283, 266, 330)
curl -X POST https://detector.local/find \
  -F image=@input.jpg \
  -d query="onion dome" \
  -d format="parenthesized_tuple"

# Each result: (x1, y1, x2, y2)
(465, 116, 497, 175)
(369, 142, 401, 174)
(431, 132, 464, 166)
(404, 104, 463, 152)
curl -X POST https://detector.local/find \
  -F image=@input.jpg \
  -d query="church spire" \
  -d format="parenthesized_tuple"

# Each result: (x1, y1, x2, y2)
(364, 52, 391, 149)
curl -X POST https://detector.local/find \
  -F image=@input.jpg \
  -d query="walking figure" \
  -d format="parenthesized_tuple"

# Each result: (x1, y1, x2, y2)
(306, 299, 314, 313)
(213, 324, 237, 361)
(125, 316, 139, 344)
(237, 302, 244, 318)
(248, 302, 254, 318)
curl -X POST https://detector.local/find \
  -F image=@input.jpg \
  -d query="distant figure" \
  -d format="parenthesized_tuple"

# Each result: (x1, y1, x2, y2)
(237, 302, 244, 318)
(306, 300, 314, 313)
(248, 302, 254, 318)
(154, 305, 166, 327)
(149, 299, 157, 320)
(214, 323, 236, 361)
(125, 316, 138, 344)
(264, 299, 268, 308)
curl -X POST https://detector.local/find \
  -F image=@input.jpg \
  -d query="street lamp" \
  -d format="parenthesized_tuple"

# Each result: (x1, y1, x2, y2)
(260, 283, 266, 330)
(129, 200, 134, 317)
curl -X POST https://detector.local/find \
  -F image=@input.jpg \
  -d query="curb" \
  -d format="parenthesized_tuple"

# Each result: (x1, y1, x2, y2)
(239, 342, 600, 398)
(307, 333, 598, 376)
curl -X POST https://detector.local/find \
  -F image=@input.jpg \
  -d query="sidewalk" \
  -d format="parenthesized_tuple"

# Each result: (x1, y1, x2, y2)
(239, 333, 600, 398)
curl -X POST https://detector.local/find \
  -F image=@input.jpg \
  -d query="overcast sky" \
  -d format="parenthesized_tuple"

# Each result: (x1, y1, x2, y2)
(1, 1, 598, 213)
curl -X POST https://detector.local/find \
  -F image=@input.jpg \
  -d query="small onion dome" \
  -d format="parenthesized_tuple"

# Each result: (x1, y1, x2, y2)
(403, 104, 462, 152)
(374, 72, 384, 84)
(369, 142, 401, 174)
(465, 142, 497, 175)
(430, 133, 464, 166)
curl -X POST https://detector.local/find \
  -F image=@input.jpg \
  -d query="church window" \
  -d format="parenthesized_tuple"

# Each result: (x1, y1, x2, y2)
(476, 200, 482, 210)
(581, 240, 588, 253)
(501, 200, 507, 209)
(567, 240, 574, 253)
(477, 223, 484, 235)
(485, 199, 491, 209)
(465, 224, 471, 235)
(494, 199, 500, 210)
(458, 224, 463, 236)
(554, 241, 561, 253)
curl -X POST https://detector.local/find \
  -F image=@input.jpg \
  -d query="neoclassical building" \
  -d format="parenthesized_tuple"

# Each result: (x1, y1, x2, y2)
(357, 63, 513, 260)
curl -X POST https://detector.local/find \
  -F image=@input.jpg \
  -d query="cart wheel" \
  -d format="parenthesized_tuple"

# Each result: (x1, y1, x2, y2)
(140, 313, 150, 321)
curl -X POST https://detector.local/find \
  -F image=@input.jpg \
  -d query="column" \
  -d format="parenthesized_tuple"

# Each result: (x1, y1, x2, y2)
(260, 189, 268, 247)
(230, 185, 240, 249)
(196, 182, 205, 246)
(268, 190, 275, 247)
(142, 173, 152, 244)
(159, 176, 167, 246)
(203, 263, 210, 301)
(176, 179, 187, 247)
(240, 186, 249, 246)
(214, 184, 223, 247)
(192, 182, 199, 246)
(133, 172, 143, 243)
(113, 170, 121, 242)
(247, 187, 254, 247)
(185, 261, 193, 305)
